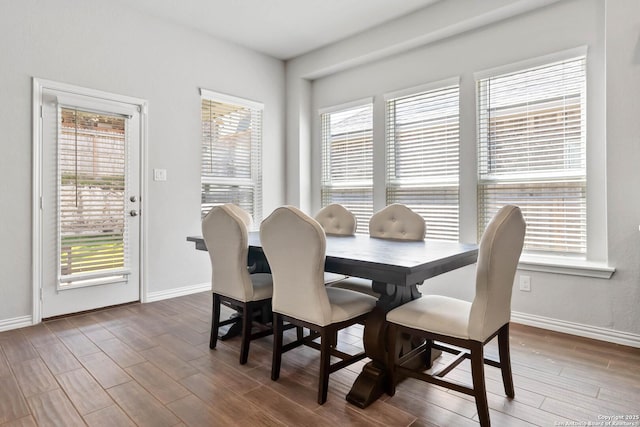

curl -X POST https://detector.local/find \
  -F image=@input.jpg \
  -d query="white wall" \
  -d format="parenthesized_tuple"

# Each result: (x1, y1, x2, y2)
(286, 0, 640, 345)
(0, 0, 285, 325)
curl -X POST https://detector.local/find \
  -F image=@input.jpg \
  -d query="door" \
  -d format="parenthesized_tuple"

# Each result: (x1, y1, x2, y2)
(40, 88, 142, 318)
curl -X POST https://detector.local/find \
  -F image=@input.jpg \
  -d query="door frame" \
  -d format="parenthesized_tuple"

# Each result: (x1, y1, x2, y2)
(32, 78, 149, 324)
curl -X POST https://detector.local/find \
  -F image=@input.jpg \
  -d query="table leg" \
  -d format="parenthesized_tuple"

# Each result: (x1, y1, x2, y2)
(346, 282, 427, 408)
(218, 313, 243, 341)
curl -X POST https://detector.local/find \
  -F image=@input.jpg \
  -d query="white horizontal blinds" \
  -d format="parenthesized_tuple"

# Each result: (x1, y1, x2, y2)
(386, 85, 460, 241)
(201, 96, 262, 226)
(58, 107, 129, 285)
(321, 104, 373, 234)
(477, 56, 587, 254)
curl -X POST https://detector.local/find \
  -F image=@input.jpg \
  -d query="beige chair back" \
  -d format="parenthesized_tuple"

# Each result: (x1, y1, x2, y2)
(260, 206, 333, 326)
(202, 204, 255, 302)
(314, 204, 357, 236)
(369, 204, 425, 241)
(469, 205, 526, 341)
(226, 203, 252, 228)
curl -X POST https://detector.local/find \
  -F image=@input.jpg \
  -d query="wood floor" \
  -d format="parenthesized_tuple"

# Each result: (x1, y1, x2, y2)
(0, 292, 638, 427)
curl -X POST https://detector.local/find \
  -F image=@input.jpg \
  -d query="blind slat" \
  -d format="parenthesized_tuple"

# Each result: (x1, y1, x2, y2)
(477, 56, 587, 255)
(386, 84, 460, 241)
(201, 96, 263, 226)
(58, 108, 128, 281)
(321, 104, 373, 234)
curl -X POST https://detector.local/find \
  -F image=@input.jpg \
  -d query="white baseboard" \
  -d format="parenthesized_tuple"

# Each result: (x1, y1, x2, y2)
(3, 294, 637, 349)
(146, 282, 211, 303)
(0, 315, 34, 332)
(512, 311, 640, 348)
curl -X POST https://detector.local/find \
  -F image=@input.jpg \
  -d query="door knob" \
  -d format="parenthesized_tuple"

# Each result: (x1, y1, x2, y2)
(129, 210, 138, 217)
(130, 196, 137, 202)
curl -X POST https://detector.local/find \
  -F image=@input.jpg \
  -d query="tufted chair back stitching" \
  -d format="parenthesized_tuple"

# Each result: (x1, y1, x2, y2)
(368, 203, 425, 241)
(314, 204, 357, 236)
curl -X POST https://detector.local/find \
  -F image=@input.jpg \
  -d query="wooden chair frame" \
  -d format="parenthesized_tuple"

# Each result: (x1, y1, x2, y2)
(387, 322, 514, 427)
(272, 312, 369, 404)
(209, 293, 274, 365)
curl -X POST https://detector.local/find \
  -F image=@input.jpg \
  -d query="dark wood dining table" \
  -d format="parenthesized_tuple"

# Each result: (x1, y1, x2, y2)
(187, 232, 478, 408)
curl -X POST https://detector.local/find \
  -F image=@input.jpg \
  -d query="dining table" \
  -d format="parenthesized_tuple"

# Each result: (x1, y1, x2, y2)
(187, 232, 478, 408)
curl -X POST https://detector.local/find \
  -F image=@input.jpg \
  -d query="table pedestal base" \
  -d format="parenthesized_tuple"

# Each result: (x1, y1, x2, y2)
(346, 282, 434, 408)
(346, 361, 386, 408)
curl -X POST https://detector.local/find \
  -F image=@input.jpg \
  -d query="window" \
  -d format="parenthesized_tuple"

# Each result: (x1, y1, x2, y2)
(58, 107, 129, 285)
(477, 56, 586, 255)
(386, 82, 460, 241)
(320, 101, 373, 233)
(201, 89, 263, 226)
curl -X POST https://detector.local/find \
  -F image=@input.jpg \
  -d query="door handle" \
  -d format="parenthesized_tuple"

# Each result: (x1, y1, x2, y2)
(129, 210, 138, 217)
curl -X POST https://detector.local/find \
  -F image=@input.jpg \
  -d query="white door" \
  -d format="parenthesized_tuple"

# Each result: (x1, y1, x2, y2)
(40, 87, 142, 318)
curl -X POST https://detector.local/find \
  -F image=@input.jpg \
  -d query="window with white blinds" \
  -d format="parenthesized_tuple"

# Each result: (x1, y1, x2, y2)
(386, 84, 460, 241)
(201, 90, 263, 226)
(477, 56, 587, 255)
(321, 103, 373, 234)
(58, 108, 129, 285)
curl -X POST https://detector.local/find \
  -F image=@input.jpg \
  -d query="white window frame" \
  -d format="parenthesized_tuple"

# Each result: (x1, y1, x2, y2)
(385, 78, 460, 241)
(475, 47, 613, 278)
(200, 89, 263, 228)
(319, 98, 374, 234)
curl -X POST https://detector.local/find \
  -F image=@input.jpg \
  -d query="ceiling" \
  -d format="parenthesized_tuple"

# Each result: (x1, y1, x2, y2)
(124, 0, 440, 60)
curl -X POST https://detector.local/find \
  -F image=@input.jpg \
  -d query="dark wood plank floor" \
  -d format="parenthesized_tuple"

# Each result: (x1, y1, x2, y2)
(1, 292, 638, 426)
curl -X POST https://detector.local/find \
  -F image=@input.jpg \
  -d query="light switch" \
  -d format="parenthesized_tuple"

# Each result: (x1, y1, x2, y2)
(153, 168, 167, 181)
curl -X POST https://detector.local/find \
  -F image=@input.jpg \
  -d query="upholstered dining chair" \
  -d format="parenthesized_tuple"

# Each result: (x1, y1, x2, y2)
(386, 205, 526, 427)
(314, 203, 357, 236)
(330, 203, 425, 296)
(260, 206, 377, 404)
(202, 204, 273, 365)
(315, 203, 357, 285)
(369, 203, 426, 241)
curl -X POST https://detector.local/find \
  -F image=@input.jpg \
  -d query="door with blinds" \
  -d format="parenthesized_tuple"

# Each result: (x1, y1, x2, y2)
(40, 88, 141, 318)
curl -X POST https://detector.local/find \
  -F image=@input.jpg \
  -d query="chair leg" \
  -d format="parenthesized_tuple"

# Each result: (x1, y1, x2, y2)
(425, 338, 434, 368)
(210, 294, 221, 349)
(387, 323, 398, 396)
(332, 330, 339, 348)
(318, 328, 331, 404)
(498, 323, 515, 398)
(296, 326, 304, 340)
(239, 302, 253, 365)
(470, 342, 490, 427)
(271, 313, 284, 381)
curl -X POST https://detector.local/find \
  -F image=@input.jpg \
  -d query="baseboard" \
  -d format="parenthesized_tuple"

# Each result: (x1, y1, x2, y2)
(0, 315, 34, 332)
(512, 311, 640, 348)
(146, 282, 211, 303)
(5, 293, 636, 349)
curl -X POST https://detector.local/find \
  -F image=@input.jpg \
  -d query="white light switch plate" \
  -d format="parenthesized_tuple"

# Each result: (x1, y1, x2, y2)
(153, 169, 167, 181)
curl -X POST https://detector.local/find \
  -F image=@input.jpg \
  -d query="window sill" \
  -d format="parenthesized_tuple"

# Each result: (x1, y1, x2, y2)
(518, 255, 615, 279)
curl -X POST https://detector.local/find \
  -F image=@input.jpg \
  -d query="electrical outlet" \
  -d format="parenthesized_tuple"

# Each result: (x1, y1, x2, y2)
(519, 275, 531, 292)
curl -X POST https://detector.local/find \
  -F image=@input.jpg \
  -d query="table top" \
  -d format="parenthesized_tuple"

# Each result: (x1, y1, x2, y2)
(187, 232, 478, 287)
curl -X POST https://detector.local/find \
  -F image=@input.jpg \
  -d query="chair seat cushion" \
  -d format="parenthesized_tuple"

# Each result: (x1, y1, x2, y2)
(386, 295, 471, 339)
(329, 277, 380, 297)
(323, 272, 349, 285)
(326, 287, 376, 324)
(249, 273, 273, 301)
